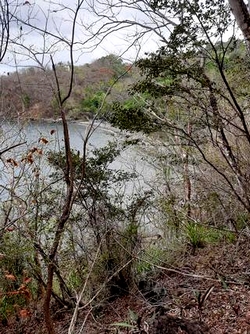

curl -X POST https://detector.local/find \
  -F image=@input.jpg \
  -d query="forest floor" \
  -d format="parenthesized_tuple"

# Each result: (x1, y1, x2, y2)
(2, 234, 250, 333)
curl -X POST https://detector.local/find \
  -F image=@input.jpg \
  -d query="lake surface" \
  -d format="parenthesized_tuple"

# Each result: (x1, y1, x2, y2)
(0, 119, 155, 196)
(1, 119, 114, 152)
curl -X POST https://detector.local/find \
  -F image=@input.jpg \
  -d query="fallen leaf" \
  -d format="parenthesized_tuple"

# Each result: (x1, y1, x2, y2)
(5, 273, 16, 281)
(6, 227, 15, 232)
(23, 277, 32, 284)
(19, 309, 30, 318)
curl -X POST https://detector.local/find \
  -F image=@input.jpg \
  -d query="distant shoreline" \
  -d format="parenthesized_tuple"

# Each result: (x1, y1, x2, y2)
(27, 116, 121, 135)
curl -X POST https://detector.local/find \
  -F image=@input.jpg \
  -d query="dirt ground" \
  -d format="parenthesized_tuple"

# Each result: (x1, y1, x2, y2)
(2, 235, 250, 333)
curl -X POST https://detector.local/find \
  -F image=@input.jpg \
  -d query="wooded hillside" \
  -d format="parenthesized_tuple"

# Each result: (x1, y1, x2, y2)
(0, 54, 135, 120)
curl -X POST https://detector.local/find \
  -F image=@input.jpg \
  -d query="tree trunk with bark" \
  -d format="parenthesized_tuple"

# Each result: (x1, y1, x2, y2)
(228, 0, 250, 53)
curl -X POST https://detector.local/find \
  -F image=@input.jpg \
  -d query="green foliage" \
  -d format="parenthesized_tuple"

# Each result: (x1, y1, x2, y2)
(111, 309, 138, 331)
(106, 0, 250, 234)
(21, 93, 30, 108)
(48, 141, 136, 205)
(184, 221, 236, 253)
(47, 140, 152, 300)
(80, 90, 106, 113)
(0, 53, 135, 120)
(111, 322, 136, 329)
(0, 232, 33, 324)
(111, 309, 139, 333)
(94, 54, 127, 78)
(160, 195, 184, 233)
(0, 296, 9, 326)
(185, 221, 206, 252)
(108, 101, 161, 133)
(235, 212, 250, 231)
(50, 96, 60, 113)
(67, 269, 83, 290)
(107, 1, 238, 136)
(136, 245, 166, 275)
(0, 232, 32, 279)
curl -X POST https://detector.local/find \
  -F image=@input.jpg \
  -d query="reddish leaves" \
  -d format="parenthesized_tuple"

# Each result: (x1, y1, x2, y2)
(4, 273, 16, 281)
(3, 272, 32, 302)
(39, 137, 49, 144)
(19, 308, 31, 318)
(6, 158, 18, 167)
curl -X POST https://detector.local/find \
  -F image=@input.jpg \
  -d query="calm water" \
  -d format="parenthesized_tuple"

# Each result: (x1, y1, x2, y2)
(1, 119, 113, 151)
(24, 120, 113, 150)
(0, 119, 155, 196)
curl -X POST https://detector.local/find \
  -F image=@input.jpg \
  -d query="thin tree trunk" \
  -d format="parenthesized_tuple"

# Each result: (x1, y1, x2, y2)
(44, 263, 56, 334)
(228, 0, 250, 54)
(43, 109, 74, 334)
(184, 122, 192, 218)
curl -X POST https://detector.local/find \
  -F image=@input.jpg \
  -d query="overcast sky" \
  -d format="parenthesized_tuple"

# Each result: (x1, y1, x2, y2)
(0, 0, 239, 75)
(0, 0, 170, 74)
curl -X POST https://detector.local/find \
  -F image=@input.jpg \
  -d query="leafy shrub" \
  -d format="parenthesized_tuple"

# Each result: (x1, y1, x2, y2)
(47, 140, 149, 302)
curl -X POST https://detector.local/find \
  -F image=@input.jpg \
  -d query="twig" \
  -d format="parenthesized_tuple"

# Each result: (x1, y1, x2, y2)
(0, 141, 26, 156)
(115, 236, 245, 285)
(68, 242, 102, 334)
